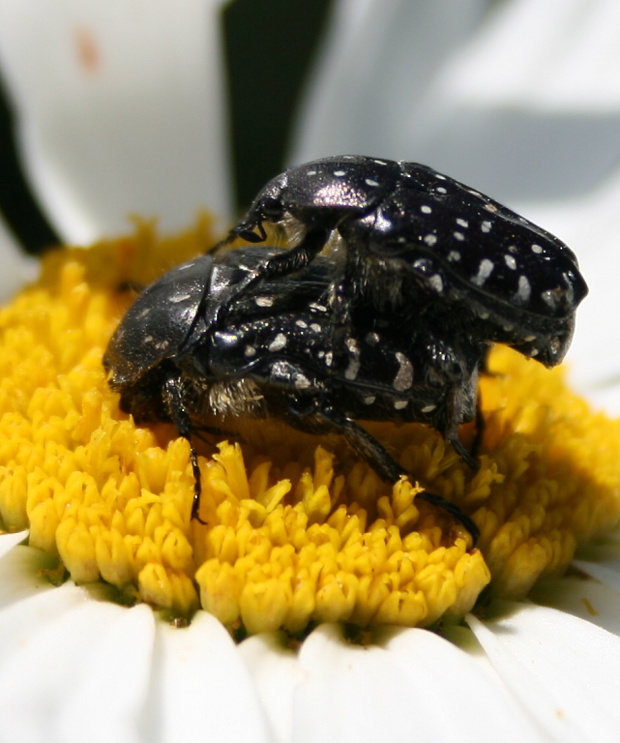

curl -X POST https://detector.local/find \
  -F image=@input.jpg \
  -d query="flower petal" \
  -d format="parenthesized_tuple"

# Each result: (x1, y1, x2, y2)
(531, 574, 620, 636)
(0, 537, 275, 743)
(293, 623, 543, 743)
(0, 539, 57, 608)
(290, 0, 488, 164)
(0, 578, 154, 743)
(0, 529, 28, 558)
(145, 612, 273, 743)
(0, 215, 38, 301)
(467, 603, 620, 742)
(238, 632, 306, 743)
(0, 0, 231, 244)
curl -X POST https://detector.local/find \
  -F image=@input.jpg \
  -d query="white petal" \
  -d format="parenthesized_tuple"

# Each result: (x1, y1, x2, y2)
(294, 623, 542, 743)
(146, 612, 273, 743)
(0, 539, 274, 743)
(238, 632, 306, 743)
(467, 603, 620, 743)
(0, 0, 231, 245)
(0, 215, 38, 301)
(531, 574, 620, 636)
(290, 0, 489, 164)
(0, 579, 154, 743)
(0, 539, 57, 608)
(56, 604, 155, 743)
(0, 529, 28, 558)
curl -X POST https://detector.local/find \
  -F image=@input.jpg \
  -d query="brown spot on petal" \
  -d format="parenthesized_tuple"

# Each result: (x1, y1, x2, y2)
(74, 26, 101, 75)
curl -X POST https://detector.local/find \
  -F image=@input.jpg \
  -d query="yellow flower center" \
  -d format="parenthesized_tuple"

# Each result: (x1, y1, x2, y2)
(1, 218, 619, 634)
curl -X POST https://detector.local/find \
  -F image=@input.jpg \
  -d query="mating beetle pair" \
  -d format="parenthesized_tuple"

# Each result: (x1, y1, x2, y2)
(104, 155, 588, 543)
(105, 246, 483, 538)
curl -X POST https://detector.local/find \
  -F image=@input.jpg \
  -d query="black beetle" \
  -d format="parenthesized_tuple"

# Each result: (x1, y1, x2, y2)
(104, 246, 483, 541)
(215, 155, 588, 368)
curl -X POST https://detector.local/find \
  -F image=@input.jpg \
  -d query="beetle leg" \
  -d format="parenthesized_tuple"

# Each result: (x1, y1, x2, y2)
(161, 372, 207, 525)
(309, 406, 479, 544)
(468, 395, 485, 462)
(441, 384, 479, 471)
(204, 227, 332, 329)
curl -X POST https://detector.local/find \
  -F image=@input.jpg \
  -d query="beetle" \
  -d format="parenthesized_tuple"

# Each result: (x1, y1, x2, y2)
(213, 155, 588, 368)
(104, 246, 484, 541)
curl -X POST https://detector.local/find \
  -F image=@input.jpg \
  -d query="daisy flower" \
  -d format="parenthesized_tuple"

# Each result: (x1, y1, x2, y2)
(2, 1, 620, 742)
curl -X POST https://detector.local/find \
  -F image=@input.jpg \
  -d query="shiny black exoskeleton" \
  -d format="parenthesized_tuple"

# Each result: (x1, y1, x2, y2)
(104, 246, 484, 541)
(218, 155, 588, 368)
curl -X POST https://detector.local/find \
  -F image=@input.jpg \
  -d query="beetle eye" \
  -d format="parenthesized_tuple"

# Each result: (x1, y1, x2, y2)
(261, 197, 284, 221)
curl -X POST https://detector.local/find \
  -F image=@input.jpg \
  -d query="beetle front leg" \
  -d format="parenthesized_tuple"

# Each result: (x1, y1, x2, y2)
(204, 227, 332, 330)
(161, 372, 207, 524)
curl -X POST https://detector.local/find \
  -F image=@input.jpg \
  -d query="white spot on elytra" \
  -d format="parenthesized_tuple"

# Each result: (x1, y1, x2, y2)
(436, 186, 447, 194)
(393, 352, 413, 391)
(294, 373, 311, 390)
(295, 319, 308, 329)
(310, 323, 321, 333)
(345, 338, 361, 380)
(365, 332, 380, 345)
(424, 234, 437, 246)
(504, 254, 517, 270)
(541, 290, 557, 309)
(244, 345, 256, 357)
(365, 178, 379, 187)
(480, 220, 492, 233)
(169, 293, 192, 304)
(394, 400, 408, 410)
(453, 231, 465, 241)
(447, 250, 461, 262)
(255, 296, 274, 308)
(429, 274, 443, 293)
(471, 258, 495, 286)
(421, 404, 436, 413)
(517, 275, 531, 302)
(456, 218, 468, 228)
(137, 307, 151, 319)
(420, 205, 432, 214)
(333, 170, 346, 176)
(531, 243, 543, 254)
(268, 333, 287, 352)
(306, 169, 317, 176)
(363, 396, 376, 405)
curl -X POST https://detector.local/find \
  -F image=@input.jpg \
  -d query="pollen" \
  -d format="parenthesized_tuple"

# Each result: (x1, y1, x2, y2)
(0, 219, 619, 633)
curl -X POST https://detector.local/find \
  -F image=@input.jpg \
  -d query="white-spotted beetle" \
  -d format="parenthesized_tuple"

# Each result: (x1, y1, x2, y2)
(216, 155, 587, 368)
